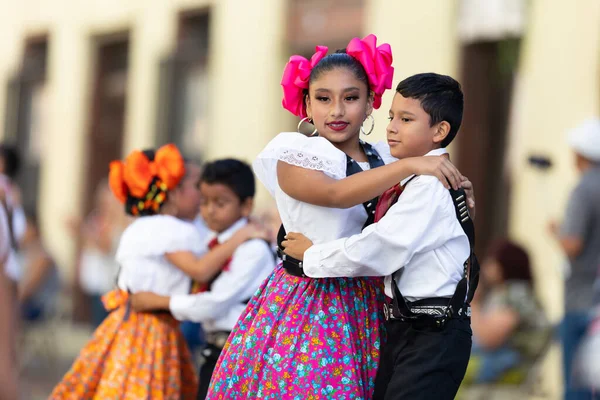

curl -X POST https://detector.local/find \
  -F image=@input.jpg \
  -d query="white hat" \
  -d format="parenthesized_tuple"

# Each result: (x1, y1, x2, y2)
(568, 117, 600, 162)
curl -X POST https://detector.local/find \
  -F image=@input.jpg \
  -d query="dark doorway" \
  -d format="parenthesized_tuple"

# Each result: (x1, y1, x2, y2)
(458, 39, 520, 256)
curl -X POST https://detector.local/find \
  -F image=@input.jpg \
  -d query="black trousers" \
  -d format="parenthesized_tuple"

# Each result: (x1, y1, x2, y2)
(196, 343, 224, 400)
(373, 317, 472, 400)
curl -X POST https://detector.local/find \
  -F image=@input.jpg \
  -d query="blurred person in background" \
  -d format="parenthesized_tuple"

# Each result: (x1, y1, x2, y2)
(0, 143, 26, 285)
(466, 240, 549, 384)
(68, 179, 128, 327)
(0, 190, 18, 400)
(17, 208, 60, 322)
(572, 303, 600, 392)
(549, 117, 600, 399)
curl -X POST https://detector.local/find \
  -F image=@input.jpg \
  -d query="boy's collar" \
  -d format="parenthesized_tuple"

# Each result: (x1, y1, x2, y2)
(209, 218, 248, 244)
(400, 148, 448, 186)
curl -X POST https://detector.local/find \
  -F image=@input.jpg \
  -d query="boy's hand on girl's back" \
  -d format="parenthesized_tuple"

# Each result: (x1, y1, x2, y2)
(130, 292, 170, 312)
(281, 232, 313, 261)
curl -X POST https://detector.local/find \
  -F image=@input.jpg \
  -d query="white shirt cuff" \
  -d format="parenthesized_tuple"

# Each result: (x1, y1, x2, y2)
(303, 245, 324, 278)
(303, 242, 358, 278)
(169, 294, 197, 322)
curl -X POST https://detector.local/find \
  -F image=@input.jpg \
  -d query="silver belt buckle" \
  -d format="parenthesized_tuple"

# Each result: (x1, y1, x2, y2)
(383, 303, 391, 321)
(206, 332, 230, 348)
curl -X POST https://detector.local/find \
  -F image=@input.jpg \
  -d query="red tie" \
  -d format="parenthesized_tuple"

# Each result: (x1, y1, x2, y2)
(190, 237, 232, 294)
(373, 183, 404, 223)
(208, 237, 219, 250)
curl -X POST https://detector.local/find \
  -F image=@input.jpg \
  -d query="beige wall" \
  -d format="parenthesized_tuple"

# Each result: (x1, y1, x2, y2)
(508, 0, 600, 395)
(365, 0, 459, 144)
(0, 0, 287, 278)
(207, 0, 289, 210)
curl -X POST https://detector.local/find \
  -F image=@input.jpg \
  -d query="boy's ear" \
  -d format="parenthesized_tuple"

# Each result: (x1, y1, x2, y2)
(433, 121, 451, 145)
(241, 197, 254, 218)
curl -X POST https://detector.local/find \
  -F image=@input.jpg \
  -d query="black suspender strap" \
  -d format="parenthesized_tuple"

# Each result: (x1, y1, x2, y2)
(345, 141, 385, 228)
(278, 140, 385, 277)
(389, 187, 479, 324)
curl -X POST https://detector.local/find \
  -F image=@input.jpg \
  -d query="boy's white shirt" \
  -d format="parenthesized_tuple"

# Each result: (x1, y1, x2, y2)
(169, 218, 276, 332)
(303, 148, 471, 301)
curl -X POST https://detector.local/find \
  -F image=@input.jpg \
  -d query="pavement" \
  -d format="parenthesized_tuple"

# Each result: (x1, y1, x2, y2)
(18, 321, 94, 400)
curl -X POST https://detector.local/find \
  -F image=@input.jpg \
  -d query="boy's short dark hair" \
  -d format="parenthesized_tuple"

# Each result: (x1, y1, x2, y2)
(396, 73, 463, 147)
(201, 159, 255, 202)
(0, 144, 21, 179)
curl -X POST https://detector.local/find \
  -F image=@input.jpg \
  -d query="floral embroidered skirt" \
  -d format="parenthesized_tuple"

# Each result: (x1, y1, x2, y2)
(49, 290, 198, 400)
(207, 264, 385, 400)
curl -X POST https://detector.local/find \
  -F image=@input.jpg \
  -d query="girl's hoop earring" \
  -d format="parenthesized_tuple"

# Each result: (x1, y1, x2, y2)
(360, 114, 375, 136)
(297, 117, 318, 136)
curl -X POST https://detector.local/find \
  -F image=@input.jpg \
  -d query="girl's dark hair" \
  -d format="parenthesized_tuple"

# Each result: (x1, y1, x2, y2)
(124, 149, 170, 217)
(307, 50, 370, 93)
(487, 239, 533, 282)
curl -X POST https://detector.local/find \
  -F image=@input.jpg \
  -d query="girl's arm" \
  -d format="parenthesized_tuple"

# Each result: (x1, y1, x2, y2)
(165, 223, 269, 283)
(278, 156, 463, 209)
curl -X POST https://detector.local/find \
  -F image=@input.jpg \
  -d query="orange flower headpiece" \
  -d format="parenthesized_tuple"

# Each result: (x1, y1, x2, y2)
(108, 144, 186, 216)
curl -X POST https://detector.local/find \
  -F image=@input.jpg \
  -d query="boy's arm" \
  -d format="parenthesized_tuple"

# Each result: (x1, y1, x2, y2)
(292, 176, 465, 278)
(169, 240, 275, 323)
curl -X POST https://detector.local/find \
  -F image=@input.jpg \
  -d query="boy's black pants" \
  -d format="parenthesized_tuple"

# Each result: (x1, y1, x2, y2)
(373, 317, 472, 400)
(196, 342, 224, 400)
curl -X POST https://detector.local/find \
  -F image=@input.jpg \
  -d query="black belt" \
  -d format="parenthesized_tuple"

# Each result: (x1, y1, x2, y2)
(383, 298, 471, 324)
(204, 331, 231, 348)
(387, 187, 479, 330)
(277, 225, 307, 277)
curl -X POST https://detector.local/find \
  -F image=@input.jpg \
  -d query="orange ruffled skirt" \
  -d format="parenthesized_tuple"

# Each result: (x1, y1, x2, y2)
(50, 290, 198, 399)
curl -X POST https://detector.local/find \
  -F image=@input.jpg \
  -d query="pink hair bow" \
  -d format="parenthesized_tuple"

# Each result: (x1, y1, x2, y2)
(281, 46, 329, 118)
(346, 34, 394, 110)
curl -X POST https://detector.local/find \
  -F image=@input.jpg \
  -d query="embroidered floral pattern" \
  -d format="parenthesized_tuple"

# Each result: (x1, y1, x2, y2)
(50, 290, 198, 400)
(207, 264, 385, 399)
(278, 149, 346, 179)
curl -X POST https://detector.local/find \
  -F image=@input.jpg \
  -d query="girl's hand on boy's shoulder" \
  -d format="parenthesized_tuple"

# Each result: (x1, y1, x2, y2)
(459, 177, 476, 220)
(412, 156, 461, 190)
(281, 232, 313, 260)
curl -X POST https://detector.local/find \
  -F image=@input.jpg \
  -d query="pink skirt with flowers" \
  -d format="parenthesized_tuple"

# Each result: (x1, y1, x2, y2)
(207, 264, 385, 399)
